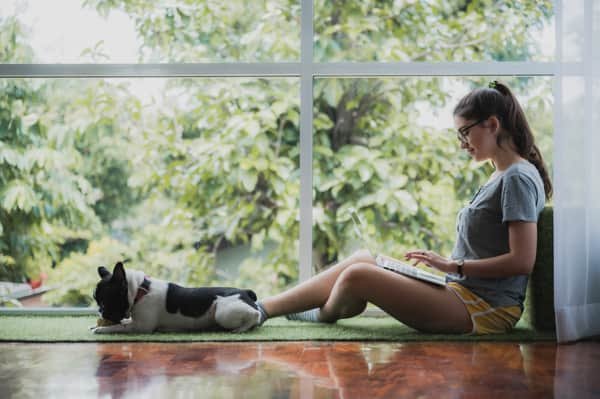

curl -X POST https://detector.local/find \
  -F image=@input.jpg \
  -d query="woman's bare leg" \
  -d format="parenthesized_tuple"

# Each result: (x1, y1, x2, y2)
(261, 249, 376, 318)
(319, 263, 472, 333)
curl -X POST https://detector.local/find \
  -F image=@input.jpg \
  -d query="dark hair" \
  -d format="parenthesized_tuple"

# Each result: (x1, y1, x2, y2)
(453, 81, 552, 199)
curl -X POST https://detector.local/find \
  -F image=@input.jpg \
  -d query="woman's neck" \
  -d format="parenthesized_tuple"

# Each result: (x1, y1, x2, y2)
(491, 143, 524, 172)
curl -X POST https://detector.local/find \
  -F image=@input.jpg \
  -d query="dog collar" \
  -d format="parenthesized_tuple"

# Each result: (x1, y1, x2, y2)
(134, 276, 151, 304)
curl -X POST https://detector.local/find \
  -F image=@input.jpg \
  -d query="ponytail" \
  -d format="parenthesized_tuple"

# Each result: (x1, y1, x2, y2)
(453, 80, 553, 199)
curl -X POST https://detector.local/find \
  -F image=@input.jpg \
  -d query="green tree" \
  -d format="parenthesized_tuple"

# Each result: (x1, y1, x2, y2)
(0, 17, 101, 282)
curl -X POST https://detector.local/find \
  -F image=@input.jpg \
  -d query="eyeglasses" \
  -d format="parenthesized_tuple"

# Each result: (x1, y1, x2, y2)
(457, 119, 485, 144)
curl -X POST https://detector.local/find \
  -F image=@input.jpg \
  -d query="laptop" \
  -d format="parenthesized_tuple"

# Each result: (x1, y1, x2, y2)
(348, 208, 447, 287)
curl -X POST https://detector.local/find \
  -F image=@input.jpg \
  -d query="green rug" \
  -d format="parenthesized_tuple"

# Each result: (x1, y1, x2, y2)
(0, 316, 555, 342)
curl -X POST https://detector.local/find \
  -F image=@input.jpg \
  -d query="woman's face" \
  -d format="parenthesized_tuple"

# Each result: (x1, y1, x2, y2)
(454, 116, 497, 162)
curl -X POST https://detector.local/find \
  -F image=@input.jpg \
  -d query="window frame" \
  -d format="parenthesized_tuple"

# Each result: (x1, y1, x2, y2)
(0, 0, 568, 315)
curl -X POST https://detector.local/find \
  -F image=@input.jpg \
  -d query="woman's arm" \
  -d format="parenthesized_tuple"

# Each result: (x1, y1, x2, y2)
(460, 221, 538, 277)
(405, 221, 538, 278)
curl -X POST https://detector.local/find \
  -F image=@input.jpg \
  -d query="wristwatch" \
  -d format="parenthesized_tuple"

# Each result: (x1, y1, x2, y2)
(456, 259, 464, 277)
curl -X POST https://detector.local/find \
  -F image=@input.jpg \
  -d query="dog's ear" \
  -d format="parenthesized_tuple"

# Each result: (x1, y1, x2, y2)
(112, 262, 126, 282)
(98, 266, 110, 278)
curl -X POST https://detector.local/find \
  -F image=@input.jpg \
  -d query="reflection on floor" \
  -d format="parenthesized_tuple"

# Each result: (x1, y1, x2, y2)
(0, 341, 599, 398)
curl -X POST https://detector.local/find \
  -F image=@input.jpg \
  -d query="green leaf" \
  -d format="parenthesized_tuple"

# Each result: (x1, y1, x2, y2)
(0, 146, 25, 170)
(240, 169, 258, 192)
(314, 113, 334, 130)
(388, 174, 408, 189)
(357, 163, 373, 182)
(244, 120, 261, 138)
(21, 113, 39, 129)
(251, 229, 265, 251)
(395, 190, 418, 215)
(0, 180, 38, 212)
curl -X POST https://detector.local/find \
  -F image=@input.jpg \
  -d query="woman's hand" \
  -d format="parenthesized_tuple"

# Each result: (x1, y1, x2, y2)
(405, 250, 453, 273)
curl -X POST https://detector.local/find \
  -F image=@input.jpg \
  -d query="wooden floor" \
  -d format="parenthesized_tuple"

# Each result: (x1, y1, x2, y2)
(0, 341, 598, 398)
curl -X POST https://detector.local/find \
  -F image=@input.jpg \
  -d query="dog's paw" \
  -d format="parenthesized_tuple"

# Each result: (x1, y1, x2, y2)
(231, 318, 260, 333)
(214, 296, 262, 332)
(91, 326, 107, 334)
(92, 324, 126, 334)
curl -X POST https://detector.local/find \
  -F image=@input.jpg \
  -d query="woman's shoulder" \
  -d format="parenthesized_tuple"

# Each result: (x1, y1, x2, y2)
(503, 160, 542, 184)
(505, 159, 535, 174)
(501, 160, 546, 205)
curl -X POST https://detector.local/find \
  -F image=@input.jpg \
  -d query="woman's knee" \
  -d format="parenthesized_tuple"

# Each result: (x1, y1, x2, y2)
(335, 263, 373, 294)
(329, 264, 370, 316)
(349, 249, 376, 265)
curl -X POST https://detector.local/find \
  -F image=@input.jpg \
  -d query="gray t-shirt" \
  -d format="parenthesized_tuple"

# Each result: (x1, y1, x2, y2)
(447, 160, 546, 309)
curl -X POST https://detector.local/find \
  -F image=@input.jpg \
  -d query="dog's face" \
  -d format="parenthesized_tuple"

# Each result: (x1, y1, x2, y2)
(93, 262, 130, 324)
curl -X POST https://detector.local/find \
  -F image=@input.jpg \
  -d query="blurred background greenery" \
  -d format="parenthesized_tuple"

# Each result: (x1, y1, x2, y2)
(0, 0, 553, 306)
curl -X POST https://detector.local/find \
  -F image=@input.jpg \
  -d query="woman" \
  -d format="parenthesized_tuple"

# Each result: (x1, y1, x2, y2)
(255, 81, 552, 334)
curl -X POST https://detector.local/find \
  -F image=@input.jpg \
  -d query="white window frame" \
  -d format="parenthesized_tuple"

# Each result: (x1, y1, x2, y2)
(0, 0, 571, 315)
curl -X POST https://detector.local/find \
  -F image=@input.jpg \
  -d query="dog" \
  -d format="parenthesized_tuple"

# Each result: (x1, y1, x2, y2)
(91, 261, 261, 334)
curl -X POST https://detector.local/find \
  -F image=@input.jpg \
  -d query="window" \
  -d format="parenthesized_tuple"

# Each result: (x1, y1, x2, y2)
(0, 1, 554, 310)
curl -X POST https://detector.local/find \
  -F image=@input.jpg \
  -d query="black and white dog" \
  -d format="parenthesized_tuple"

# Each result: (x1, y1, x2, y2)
(92, 262, 261, 334)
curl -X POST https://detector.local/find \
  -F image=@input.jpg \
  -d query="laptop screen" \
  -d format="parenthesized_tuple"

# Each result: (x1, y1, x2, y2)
(348, 207, 378, 256)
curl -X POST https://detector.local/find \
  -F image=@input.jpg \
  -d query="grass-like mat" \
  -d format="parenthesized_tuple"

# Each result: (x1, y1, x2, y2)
(0, 315, 555, 342)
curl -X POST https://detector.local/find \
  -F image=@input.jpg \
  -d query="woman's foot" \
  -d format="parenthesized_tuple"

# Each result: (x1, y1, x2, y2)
(285, 308, 322, 322)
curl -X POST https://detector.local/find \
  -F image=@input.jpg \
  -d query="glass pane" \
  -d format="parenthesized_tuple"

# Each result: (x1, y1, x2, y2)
(312, 77, 553, 271)
(0, 0, 300, 63)
(596, 4, 600, 64)
(558, 76, 584, 207)
(315, 1, 554, 62)
(560, 0, 584, 62)
(0, 77, 300, 308)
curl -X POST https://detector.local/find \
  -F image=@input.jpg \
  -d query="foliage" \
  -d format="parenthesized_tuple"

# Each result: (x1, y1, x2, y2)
(126, 78, 302, 289)
(0, 1, 554, 304)
(84, 0, 300, 62)
(314, 0, 553, 62)
(0, 18, 101, 281)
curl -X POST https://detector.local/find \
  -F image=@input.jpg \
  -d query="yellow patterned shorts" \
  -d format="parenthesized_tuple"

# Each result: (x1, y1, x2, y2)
(447, 282, 522, 335)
